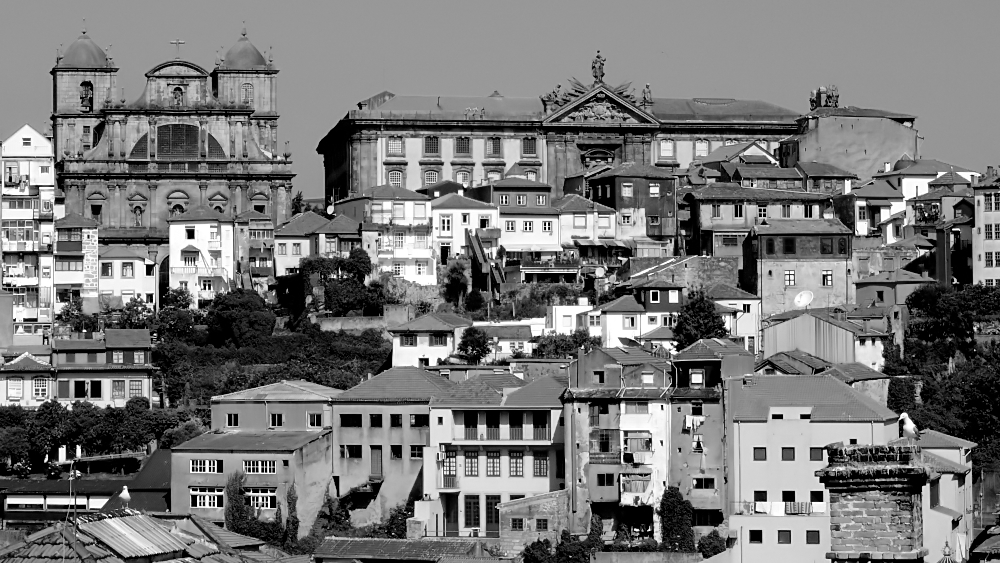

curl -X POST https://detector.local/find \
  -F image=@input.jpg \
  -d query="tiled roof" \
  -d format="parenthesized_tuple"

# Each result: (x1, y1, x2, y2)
(98, 246, 150, 261)
(756, 350, 830, 374)
(314, 538, 477, 561)
(876, 159, 975, 177)
(850, 180, 903, 199)
(234, 210, 271, 222)
(212, 380, 343, 402)
(551, 194, 615, 213)
(54, 212, 99, 229)
(1, 352, 53, 372)
(503, 375, 567, 408)
(909, 429, 977, 450)
(172, 430, 331, 452)
(733, 165, 802, 180)
(853, 269, 929, 285)
(590, 295, 645, 314)
(714, 302, 739, 314)
(188, 516, 265, 549)
(701, 142, 757, 164)
(729, 374, 897, 423)
(674, 338, 752, 361)
(52, 339, 105, 351)
(920, 451, 970, 474)
(167, 206, 230, 222)
(599, 347, 671, 369)
(630, 278, 684, 289)
(490, 177, 552, 190)
(796, 162, 857, 178)
(478, 325, 532, 341)
(878, 210, 906, 225)
(887, 234, 935, 249)
(806, 106, 916, 120)
(430, 378, 504, 406)
(928, 170, 972, 186)
(360, 184, 430, 201)
(431, 193, 496, 210)
(275, 211, 332, 236)
(819, 363, 888, 383)
(591, 161, 678, 180)
(704, 283, 758, 300)
(685, 184, 830, 202)
(314, 214, 360, 235)
(334, 367, 455, 403)
(474, 372, 526, 391)
(910, 187, 972, 201)
(765, 309, 887, 337)
(498, 206, 559, 215)
(639, 326, 675, 340)
(417, 180, 466, 197)
(104, 329, 151, 349)
(752, 218, 851, 235)
(0, 479, 129, 495)
(389, 312, 473, 333)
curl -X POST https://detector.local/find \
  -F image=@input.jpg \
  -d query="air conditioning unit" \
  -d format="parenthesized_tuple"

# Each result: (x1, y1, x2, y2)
(436, 452, 446, 461)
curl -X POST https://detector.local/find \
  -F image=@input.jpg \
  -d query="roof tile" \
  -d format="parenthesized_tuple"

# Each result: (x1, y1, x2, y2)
(334, 367, 455, 403)
(729, 374, 897, 422)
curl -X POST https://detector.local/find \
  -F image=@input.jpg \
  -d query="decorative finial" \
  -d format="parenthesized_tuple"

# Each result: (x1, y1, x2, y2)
(82, 18, 86, 34)
(942, 542, 952, 556)
(242, 21, 247, 37)
(169, 39, 186, 60)
(268, 45, 273, 63)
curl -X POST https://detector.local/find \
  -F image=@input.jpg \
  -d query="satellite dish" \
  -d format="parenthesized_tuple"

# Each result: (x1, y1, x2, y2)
(793, 290, 814, 309)
(326, 205, 335, 214)
(618, 337, 641, 348)
(595, 266, 606, 278)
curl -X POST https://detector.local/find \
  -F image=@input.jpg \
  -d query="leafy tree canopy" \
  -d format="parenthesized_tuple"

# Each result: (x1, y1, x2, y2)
(458, 327, 492, 364)
(673, 290, 728, 350)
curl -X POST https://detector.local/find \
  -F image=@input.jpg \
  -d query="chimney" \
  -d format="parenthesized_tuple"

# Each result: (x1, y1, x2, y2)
(816, 443, 931, 562)
(884, 162, 892, 173)
(989, 166, 995, 178)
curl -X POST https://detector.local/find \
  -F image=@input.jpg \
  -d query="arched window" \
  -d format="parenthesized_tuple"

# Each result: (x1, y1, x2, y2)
(456, 171, 471, 187)
(695, 139, 709, 158)
(424, 170, 439, 185)
(213, 205, 225, 214)
(388, 170, 403, 187)
(79, 81, 94, 112)
(526, 170, 537, 182)
(172, 87, 184, 107)
(170, 204, 185, 216)
(241, 83, 254, 107)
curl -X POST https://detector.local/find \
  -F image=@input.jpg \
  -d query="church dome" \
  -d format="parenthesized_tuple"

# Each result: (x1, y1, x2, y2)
(219, 29, 267, 70)
(58, 32, 109, 68)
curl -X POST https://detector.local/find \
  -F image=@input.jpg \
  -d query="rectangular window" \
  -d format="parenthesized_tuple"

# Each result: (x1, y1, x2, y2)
(391, 414, 403, 427)
(711, 204, 722, 218)
(505, 220, 515, 232)
(542, 221, 552, 232)
(623, 315, 636, 329)
(573, 214, 587, 228)
(536, 518, 549, 531)
(185, 227, 195, 240)
(368, 413, 383, 427)
(810, 447, 824, 461)
(621, 214, 632, 225)
(440, 214, 452, 234)
(387, 137, 403, 156)
(781, 204, 791, 218)
(659, 139, 674, 159)
(292, 243, 301, 255)
(510, 451, 523, 477)
(523, 221, 533, 232)
(511, 518, 524, 531)
(308, 413, 323, 428)
(464, 451, 479, 476)
(777, 530, 791, 544)
(111, 350, 124, 364)
(522, 137, 537, 157)
(189, 487, 224, 508)
(782, 237, 796, 254)
(536, 195, 546, 206)
(782, 490, 796, 502)
(988, 224, 995, 240)
(930, 479, 940, 507)
(410, 414, 429, 427)
(89, 380, 102, 399)
(410, 445, 423, 459)
(693, 477, 715, 489)
(270, 413, 283, 427)
(622, 183, 633, 197)
(112, 380, 125, 399)
(499, 195, 509, 206)
(598, 215, 611, 228)
(734, 203, 744, 218)
(341, 414, 362, 427)
(804, 204, 814, 218)
(340, 445, 362, 458)
(486, 137, 502, 157)
(596, 473, 614, 487)
(100, 262, 113, 278)
(648, 215, 660, 225)
(784, 270, 795, 286)
(516, 195, 527, 206)
(277, 243, 286, 255)
(244, 460, 277, 474)
(806, 530, 820, 545)
(589, 315, 601, 327)
(749, 530, 762, 544)
(244, 488, 278, 510)
(753, 447, 766, 461)
(821, 237, 833, 254)
(811, 490, 824, 502)
(464, 495, 480, 527)
(533, 453, 549, 477)
(401, 334, 416, 346)
(695, 140, 709, 157)
(649, 290, 660, 303)
(190, 459, 220, 473)
(33, 378, 49, 399)
(424, 137, 439, 155)
(781, 447, 795, 461)
(430, 334, 447, 347)
(858, 206, 868, 221)
(487, 451, 501, 476)
(758, 205, 768, 219)
(989, 253, 996, 269)
(391, 445, 402, 459)
(822, 270, 833, 286)
(624, 401, 649, 414)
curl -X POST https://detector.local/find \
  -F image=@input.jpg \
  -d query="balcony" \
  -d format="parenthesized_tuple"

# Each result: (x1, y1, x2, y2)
(620, 476, 653, 507)
(622, 451, 652, 465)
(453, 426, 552, 443)
(4, 267, 39, 287)
(439, 474, 460, 490)
(377, 244, 434, 260)
(208, 239, 222, 250)
(730, 501, 827, 516)
(55, 241, 83, 253)
(512, 257, 582, 270)
(170, 267, 228, 277)
(198, 290, 217, 301)
(3, 241, 40, 253)
(590, 449, 622, 465)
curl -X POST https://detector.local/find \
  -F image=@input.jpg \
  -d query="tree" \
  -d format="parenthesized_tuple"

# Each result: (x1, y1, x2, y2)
(443, 262, 467, 305)
(342, 248, 373, 284)
(532, 328, 602, 359)
(31, 400, 69, 462)
(116, 296, 152, 329)
(205, 289, 276, 347)
(225, 472, 256, 535)
(458, 327, 492, 364)
(153, 306, 196, 342)
(887, 377, 917, 415)
(465, 289, 485, 312)
(522, 539, 554, 563)
(160, 418, 206, 448)
(161, 287, 194, 310)
(291, 191, 305, 215)
(554, 530, 590, 563)
(658, 486, 696, 552)
(697, 529, 727, 559)
(672, 290, 727, 350)
(56, 297, 99, 332)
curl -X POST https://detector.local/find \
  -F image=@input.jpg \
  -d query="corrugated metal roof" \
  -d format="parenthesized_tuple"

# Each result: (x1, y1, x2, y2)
(78, 515, 189, 558)
(674, 338, 752, 361)
(212, 380, 343, 402)
(172, 430, 331, 452)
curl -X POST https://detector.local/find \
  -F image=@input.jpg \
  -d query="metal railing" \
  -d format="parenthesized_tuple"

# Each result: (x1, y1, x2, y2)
(441, 474, 459, 489)
(730, 501, 827, 516)
(455, 426, 551, 441)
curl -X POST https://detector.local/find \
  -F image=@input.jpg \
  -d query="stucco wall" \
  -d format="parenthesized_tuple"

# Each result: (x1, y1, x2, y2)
(791, 116, 920, 181)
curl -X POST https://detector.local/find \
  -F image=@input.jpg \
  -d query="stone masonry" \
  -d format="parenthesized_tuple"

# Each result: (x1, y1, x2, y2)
(816, 443, 931, 562)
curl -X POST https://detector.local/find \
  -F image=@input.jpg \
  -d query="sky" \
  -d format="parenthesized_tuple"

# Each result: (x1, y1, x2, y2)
(4, 1, 999, 199)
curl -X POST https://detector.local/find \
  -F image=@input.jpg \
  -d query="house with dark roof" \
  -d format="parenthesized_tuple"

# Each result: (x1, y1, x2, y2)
(742, 218, 853, 319)
(314, 537, 482, 563)
(832, 179, 904, 237)
(794, 161, 857, 195)
(272, 211, 334, 276)
(726, 374, 899, 563)
(720, 164, 804, 191)
(562, 346, 671, 541)
(475, 324, 534, 360)
(762, 309, 888, 371)
(872, 157, 980, 201)
(50, 329, 154, 408)
(167, 205, 235, 309)
(0, 477, 130, 527)
(95, 246, 157, 313)
(704, 283, 761, 355)
(209, 379, 343, 431)
(430, 193, 499, 264)
(334, 185, 435, 286)
(171, 429, 334, 537)
(586, 162, 679, 258)
(579, 295, 647, 348)
(681, 184, 833, 267)
(754, 349, 831, 376)
(54, 212, 101, 315)
(854, 269, 929, 309)
(312, 213, 363, 262)
(415, 375, 564, 539)
(700, 141, 777, 169)
(388, 312, 474, 367)
(550, 195, 623, 270)
(331, 367, 455, 526)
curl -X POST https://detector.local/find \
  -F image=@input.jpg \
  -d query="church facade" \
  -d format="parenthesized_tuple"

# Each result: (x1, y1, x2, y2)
(317, 53, 801, 205)
(50, 28, 294, 262)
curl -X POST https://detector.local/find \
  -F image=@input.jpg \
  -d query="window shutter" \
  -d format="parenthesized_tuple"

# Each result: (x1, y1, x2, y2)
(58, 380, 69, 398)
(218, 494, 224, 508)
(217, 460, 224, 473)
(190, 495, 197, 507)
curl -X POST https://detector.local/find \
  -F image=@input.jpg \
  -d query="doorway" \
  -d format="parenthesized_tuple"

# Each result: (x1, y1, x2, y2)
(370, 446, 383, 478)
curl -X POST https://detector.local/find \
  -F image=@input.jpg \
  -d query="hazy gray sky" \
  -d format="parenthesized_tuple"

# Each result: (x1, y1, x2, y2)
(5, 1, 998, 198)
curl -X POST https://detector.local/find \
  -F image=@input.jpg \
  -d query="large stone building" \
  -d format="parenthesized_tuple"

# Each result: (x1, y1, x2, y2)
(50, 27, 294, 290)
(318, 52, 799, 204)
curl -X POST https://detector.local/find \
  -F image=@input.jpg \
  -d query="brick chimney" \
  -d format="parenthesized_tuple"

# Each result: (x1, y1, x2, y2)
(816, 443, 931, 562)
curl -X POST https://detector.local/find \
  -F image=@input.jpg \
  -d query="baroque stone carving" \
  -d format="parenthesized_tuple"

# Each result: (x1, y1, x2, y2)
(809, 84, 840, 111)
(565, 98, 636, 123)
(592, 50, 606, 84)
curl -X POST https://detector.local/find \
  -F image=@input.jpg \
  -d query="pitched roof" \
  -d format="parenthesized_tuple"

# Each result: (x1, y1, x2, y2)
(503, 375, 568, 408)
(212, 380, 343, 402)
(54, 212, 99, 229)
(275, 211, 333, 236)
(920, 450, 970, 474)
(928, 170, 972, 186)
(909, 428, 977, 450)
(752, 218, 851, 235)
(234, 210, 271, 222)
(851, 180, 903, 199)
(674, 338, 752, 361)
(418, 180, 466, 196)
(598, 347, 671, 370)
(431, 193, 496, 210)
(334, 367, 455, 403)
(167, 206, 230, 222)
(820, 363, 889, 383)
(477, 325, 532, 340)
(911, 187, 972, 201)
(498, 206, 559, 216)
(701, 142, 757, 164)
(876, 159, 975, 177)
(474, 372, 527, 391)
(704, 283, 758, 300)
(389, 312, 473, 333)
(315, 538, 477, 561)
(314, 214, 360, 235)
(630, 278, 684, 289)
(430, 377, 505, 406)
(730, 374, 897, 422)
(591, 161, 678, 180)
(806, 106, 916, 120)
(490, 177, 552, 190)
(853, 269, 929, 285)
(52, 339, 105, 351)
(173, 430, 331, 452)
(733, 165, 802, 180)
(339, 184, 429, 203)
(551, 194, 615, 214)
(796, 162, 857, 178)
(756, 350, 830, 374)
(590, 295, 645, 314)
(1, 352, 53, 372)
(639, 326, 675, 340)
(98, 246, 151, 261)
(685, 184, 831, 202)
(765, 309, 887, 337)
(104, 329, 151, 348)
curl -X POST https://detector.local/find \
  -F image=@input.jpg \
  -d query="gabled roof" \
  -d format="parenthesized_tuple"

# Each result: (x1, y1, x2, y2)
(591, 161, 678, 180)
(275, 211, 332, 236)
(701, 141, 758, 164)
(431, 193, 496, 210)
(54, 212, 99, 229)
(598, 347, 671, 370)
(334, 367, 455, 403)
(104, 329, 151, 349)
(796, 162, 857, 178)
(338, 184, 429, 204)
(704, 283, 758, 300)
(52, 339, 105, 351)
(590, 295, 645, 314)
(909, 428, 977, 450)
(685, 184, 830, 202)
(888, 233, 936, 249)
(173, 430, 331, 452)
(755, 350, 830, 374)
(551, 194, 614, 214)
(879, 210, 906, 225)
(674, 338, 752, 361)
(234, 210, 271, 222)
(315, 538, 477, 562)
(315, 214, 360, 235)
(478, 325, 532, 340)
(928, 170, 972, 186)
(167, 206, 230, 222)
(853, 269, 930, 285)
(98, 246, 151, 261)
(388, 312, 473, 333)
(819, 363, 889, 384)
(910, 187, 972, 202)
(752, 218, 851, 235)
(639, 326, 675, 340)
(765, 309, 887, 337)
(876, 159, 975, 177)
(920, 450, 970, 474)
(850, 180, 903, 199)
(1, 352, 53, 372)
(630, 277, 684, 290)
(430, 377, 505, 406)
(417, 180, 466, 197)
(503, 375, 568, 408)
(212, 380, 343, 402)
(729, 374, 897, 423)
(732, 165, 802, 180)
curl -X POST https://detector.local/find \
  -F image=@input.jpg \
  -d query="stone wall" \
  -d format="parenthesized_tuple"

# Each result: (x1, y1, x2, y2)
(592, 553, 703, 563)
(496, 490, 569, 555)
(816, 443, 931, 562)
(623, 256, 739, 290)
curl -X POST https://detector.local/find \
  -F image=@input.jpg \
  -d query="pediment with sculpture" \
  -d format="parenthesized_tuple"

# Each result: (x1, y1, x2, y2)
(541, 51, 657, 125)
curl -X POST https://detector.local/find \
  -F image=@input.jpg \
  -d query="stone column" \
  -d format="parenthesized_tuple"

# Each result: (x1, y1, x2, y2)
(148, 118, 157, 159)
(229, 120, 236, 159)
(109, 184, 119, 228)
(816, 443, 931, 563)
(199, 119, 208, 159)
(118, 184, 126, 228)
(119, 119, 127, 158)
(350, 134, 362, 194)
(148, 183, 157, 231)
(269, 183, 279, 224)
(242, 119, 249, 159)
(107, 120, 115, 159)
(77, 185, 85, 216)
(199, 183, 208, 207)
(228, 182, 238, 216)
(546, 133, 558, 187)
(282, 184, 293, 224)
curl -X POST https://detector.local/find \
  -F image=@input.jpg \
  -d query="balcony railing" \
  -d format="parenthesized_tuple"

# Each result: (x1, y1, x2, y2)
(454, 426, 552, 442)
(208, 239, 222, 250)
(170, 267, 228, 277)
(511, 257, 582, 269)
(509, 427, 523, 440)
(590, 450, 622, 465)
(731, 501, 827, 516)
(463, 427, 477, 440)
(485, 427, 500, 441)
(3, 241, 40, 252)
(441, 474, 459, 489)
(533, 426, 550, 440)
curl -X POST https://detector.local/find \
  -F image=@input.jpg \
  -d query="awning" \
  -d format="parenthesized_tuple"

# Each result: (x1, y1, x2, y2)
(502, 243, 564, 253)
(600, 239, 628, 248)
(573, 239, 602, 247)
(866, 199, 894, 207)
(55, 283, 83, 289)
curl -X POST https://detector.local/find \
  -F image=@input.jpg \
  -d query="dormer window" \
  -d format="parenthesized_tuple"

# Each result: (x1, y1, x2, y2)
(690, 369, 705, 387)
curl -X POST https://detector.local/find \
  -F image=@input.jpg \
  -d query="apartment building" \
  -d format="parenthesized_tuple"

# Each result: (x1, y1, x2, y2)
(563, 347, 671, 541)
(273, 211, 331, 276)
(416, 375, 565, 538)
(2, 125, 57, 326)
(313, 214, 363, 259)
(388, 312, 473, 367)
(167, 206, 235, 307)
(48, 329, 154, 408)
(53, 213, 99, 315)
(872, 158, 979, 201)
(726, 374, 897, 563)
(587, 162, 678, 258)
(973, 173, 1000, 287)
(550, 194, 622, 270)
(430, 193, 498, 262)
(209, 379, 343, 431)
(579, 295, 648, 348)
(832, 179, 903, 237)
(97, 246, 157, 311)
(334, 185, 434, 285)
